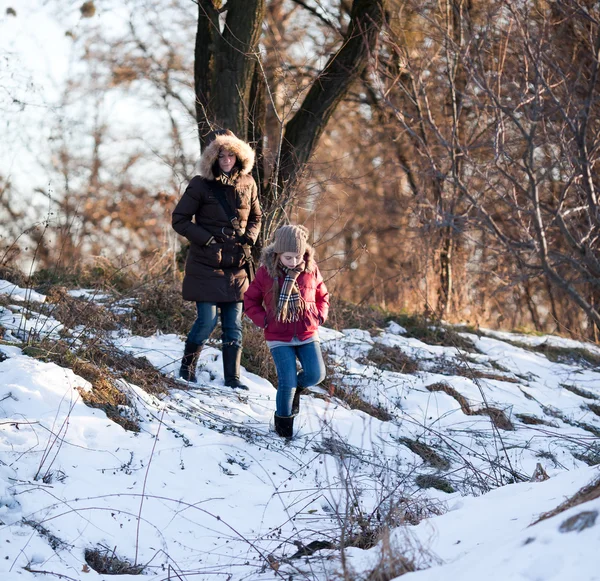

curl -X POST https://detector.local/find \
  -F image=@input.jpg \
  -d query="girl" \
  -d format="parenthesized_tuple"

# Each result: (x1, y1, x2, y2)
(244, 225, 329, 438)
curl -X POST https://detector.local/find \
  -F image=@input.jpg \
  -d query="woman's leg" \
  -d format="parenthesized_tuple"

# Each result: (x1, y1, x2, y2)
(270, 345, 298, 417)
(180, 303, 218, 381)
(188, 302, 219, 344)
(219, 302, 247, 388)
(219, 302, 243, 347)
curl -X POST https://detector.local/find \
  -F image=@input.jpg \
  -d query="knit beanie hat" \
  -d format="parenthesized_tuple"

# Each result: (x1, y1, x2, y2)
(273, 225, 309, 255)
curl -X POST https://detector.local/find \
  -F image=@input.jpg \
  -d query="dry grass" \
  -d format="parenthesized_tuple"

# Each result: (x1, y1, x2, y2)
(241, 319, 278, 387)
(125, 278, 195, 336)
(561, 383, 599, 400)
(328, 380, 394, 421)
(363, 532, 418, 581)
(508, 340, 600, 369)
(426, 382, 514, 430)
(21, 336, 176, 432)
(414, 474, 455, 493)
(428, 357, 520, 383)
(84, 546, 144, 575)
(516, 413, 556, 426)
(398, 437, 450, 470)
(533, 477, 600, 525)
(42, 286, 119, 331)
(327, 296, 388, 333)
(358, 344, 419, 374)
(586, 403, 600, 418)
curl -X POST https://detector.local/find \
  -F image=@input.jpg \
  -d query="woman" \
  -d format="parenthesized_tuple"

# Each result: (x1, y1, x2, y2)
(244, 225, 329, 437)
(172, 129, 262, 388)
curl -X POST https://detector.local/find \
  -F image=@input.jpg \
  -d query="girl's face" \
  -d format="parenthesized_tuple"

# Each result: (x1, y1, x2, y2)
(218, 149, 236, 173)
(279, 252, 303, 269)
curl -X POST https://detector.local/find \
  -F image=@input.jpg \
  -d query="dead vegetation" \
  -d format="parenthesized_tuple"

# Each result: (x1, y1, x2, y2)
(426, 382, 514, 430)
(586, 404, 600, 418)
(21, 335, 176, 432)
(414, 474, 455, 494)
(507, 340, 600, 369)
(515, 414, 556, 427)
(327, 296, 388, 333)
(42, 286, 120, 331)
(561, 384, 599, 400)
(241, 320, 278, 387)
(541, 404, 600, 438)
(84, 545, 144, 575)
(427, 357, 520, 383)
(533, 477, 600, 525)
(357, 344, 419, 374)
(397, 438, 451, 471)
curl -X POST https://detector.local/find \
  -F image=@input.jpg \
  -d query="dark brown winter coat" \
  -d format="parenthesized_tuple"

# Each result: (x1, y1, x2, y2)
(172, 134, 262, 302)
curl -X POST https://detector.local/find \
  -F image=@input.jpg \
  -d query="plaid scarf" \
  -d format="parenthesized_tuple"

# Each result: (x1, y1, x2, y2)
(276, 264, 306, 323)
(217, 170, 238, 186)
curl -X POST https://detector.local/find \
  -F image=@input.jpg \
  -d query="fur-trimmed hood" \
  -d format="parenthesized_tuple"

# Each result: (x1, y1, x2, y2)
(261, 243, 316, 278)
(198, 134, 255, 180)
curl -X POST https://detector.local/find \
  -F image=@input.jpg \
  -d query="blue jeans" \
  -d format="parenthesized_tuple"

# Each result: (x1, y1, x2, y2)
(271, 341, 326, 417)
(187, 302, 243, 347)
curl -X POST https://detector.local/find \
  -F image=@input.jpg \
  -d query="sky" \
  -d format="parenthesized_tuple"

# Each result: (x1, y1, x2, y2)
(0, 0, 196, 231)
(0, 277, 599, 581)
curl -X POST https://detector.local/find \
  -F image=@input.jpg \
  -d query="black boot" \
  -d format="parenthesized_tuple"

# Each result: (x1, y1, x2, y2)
(222, 344, 249, 390)
(291, 387, 306, 416)
(179, 340, 202, 382)
(274, 414, 294, 438)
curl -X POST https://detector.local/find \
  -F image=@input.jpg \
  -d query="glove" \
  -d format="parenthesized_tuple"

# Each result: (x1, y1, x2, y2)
(238, 233, 253, 247)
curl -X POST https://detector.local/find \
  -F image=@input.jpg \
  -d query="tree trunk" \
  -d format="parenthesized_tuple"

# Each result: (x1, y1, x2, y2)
(195, 0, 266, 145)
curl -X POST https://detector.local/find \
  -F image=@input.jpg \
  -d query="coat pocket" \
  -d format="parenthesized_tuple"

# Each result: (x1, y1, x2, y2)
(192, 243, 222, 269)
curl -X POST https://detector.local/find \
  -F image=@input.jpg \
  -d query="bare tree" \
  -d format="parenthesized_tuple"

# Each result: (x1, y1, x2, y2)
(194, 0, 389, 240)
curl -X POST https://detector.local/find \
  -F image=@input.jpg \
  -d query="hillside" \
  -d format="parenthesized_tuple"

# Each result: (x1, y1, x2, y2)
(0, 277, 599, 581)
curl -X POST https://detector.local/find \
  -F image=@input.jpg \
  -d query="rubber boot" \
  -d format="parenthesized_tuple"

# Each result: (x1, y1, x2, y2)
(291, 387, 306, 416)
(222, 344, 249, 390)
(179, 340, 202, 382)
(274, 414, 294, 438)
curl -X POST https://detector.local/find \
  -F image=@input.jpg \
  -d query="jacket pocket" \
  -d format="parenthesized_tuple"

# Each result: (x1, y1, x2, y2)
(193, 244, 222, 268)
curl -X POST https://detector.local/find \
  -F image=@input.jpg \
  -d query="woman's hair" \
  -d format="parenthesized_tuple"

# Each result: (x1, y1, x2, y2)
(206, 128, 243, 177)
(211, 152, 242, 178)
(205, 128, 234, 145)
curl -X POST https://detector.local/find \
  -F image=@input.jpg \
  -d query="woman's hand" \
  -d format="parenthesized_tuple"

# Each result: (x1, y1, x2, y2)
(237, 233, 253, 247)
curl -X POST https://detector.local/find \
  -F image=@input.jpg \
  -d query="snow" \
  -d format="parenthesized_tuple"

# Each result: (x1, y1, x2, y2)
(0, 277, 599, 580)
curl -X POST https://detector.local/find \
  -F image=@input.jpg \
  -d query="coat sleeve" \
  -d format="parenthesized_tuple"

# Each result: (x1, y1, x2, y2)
(243, 266, 268, 328)
(243, 179, 262, 245)
(172, 176, 214, 247)
(314, 265, 330, 324)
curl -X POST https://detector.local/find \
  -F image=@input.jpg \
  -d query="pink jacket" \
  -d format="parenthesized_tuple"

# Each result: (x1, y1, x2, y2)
(244, 244, 329, 342)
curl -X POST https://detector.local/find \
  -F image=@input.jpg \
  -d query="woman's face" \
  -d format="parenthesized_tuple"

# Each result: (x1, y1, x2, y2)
(218, 149, 237, 173)
(279, 252, 303, 269)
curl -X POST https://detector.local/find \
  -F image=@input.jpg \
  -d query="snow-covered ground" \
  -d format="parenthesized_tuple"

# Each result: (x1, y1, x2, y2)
(0, 279, 599, 580)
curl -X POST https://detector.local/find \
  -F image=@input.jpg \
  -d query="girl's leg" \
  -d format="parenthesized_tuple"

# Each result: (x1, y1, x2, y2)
(270, 345, 298, 417)
(296, 341, 326, 388)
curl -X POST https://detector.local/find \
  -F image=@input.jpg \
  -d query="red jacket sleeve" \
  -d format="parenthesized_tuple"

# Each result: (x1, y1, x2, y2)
(314, 265, 330, 324)
(243, 266, 269, 328)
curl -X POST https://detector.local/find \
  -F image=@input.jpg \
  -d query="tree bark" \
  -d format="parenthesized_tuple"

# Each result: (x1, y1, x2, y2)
(195, 0, 266, 145)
